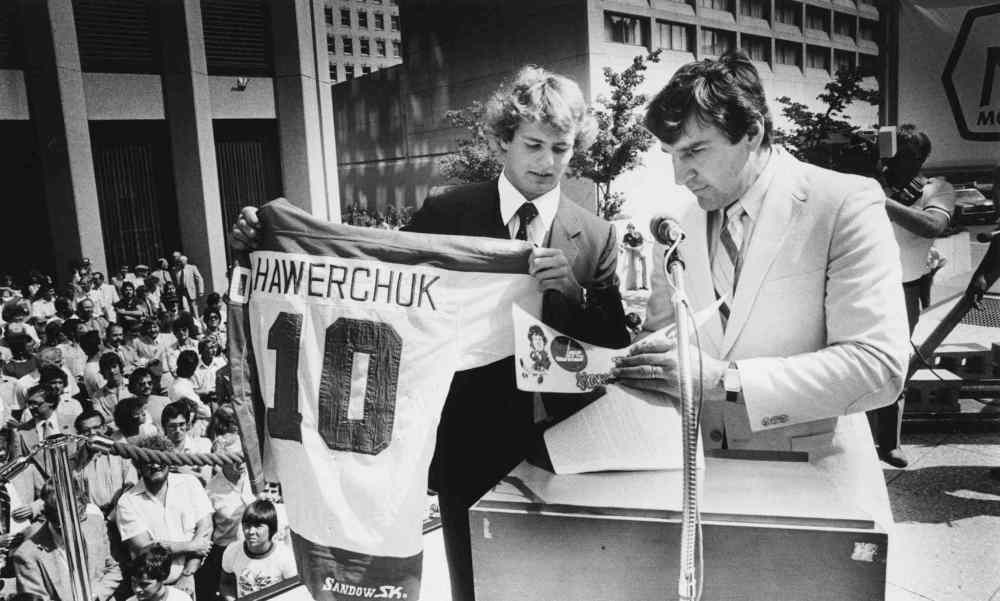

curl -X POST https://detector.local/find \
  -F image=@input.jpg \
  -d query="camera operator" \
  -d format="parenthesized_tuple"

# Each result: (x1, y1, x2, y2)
(871, 124, 956, 468)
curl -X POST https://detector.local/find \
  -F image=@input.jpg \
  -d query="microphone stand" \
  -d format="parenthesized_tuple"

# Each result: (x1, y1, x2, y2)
(0, 436, 92, 601)
(664, 245, 700, 601)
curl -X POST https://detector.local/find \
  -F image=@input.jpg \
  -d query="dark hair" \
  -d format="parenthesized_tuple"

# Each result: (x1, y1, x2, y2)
(205, 292, 222, 306)
(60, 317, 81, 339)
(644, 49, 771, 147)
(114, 397, 144, 437)
(895, 123, 932, 162)
(79, 330, 102, 356)
(43, 320, 63, 342)
(203, 308, 221, 321)
(242, 499, 279, 538)
(527, 325, 546, 342)
(25, 384, 48, 402)
(98, 352, 123, 375)
(38, 365, 67, 387)
(74, 409, 104, 432)
(161, 400, 191, 427)
(140, 319, 159, 334)
(172, 314, 195, 336)
(207, 403, 239, 438)
(54, 296, 73, 317)
(176, 349, 199, 378)
(129, 543, 172, 582)
(128, 367, 153, 393)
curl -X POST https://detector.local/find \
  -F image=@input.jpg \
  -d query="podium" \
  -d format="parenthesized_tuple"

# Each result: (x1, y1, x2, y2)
(470, 452, 887, 601)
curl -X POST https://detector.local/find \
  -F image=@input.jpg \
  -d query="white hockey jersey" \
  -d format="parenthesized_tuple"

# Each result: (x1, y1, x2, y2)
(228, 199, 541, 557)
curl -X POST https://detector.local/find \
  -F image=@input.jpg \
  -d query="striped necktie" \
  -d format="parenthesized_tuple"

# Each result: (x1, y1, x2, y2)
(712, 201, 747, 330)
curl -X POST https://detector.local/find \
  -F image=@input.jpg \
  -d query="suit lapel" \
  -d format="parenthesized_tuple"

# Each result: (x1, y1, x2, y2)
(462, 180, 510, 239)
(721, 148, 807, 356)
(547, 195, 582, 269)
(680, 207, 724, 354)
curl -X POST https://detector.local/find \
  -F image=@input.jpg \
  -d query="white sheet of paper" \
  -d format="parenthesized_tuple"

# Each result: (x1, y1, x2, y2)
(542, 383, 704, 474)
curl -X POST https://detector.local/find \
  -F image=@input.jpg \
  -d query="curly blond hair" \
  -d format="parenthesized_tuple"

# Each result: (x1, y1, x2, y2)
(485, 65, 596, 151)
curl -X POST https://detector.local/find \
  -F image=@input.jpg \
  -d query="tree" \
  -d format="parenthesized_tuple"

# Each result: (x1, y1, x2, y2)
(437, 101, 503, 184)
(771, 68, 880, 172)
(568, 50, 662, 220)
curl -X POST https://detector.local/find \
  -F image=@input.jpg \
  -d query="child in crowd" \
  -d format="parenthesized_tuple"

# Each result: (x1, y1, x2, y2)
(220, 500, 297, 600)
(127, 543, 192, 601)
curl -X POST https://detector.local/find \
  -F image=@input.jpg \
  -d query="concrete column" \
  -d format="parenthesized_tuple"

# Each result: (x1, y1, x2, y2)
(19, 0, 107, 283)
(272, 0, 342, 222)
(159, 0, 229, 295)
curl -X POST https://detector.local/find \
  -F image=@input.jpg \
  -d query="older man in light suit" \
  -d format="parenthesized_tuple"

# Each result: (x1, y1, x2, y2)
(613, 50, 909, 532)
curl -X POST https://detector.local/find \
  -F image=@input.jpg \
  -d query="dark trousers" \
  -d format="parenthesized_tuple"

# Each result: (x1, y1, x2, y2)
(195, 543, 227, 601)
(868, 279, 923, 452)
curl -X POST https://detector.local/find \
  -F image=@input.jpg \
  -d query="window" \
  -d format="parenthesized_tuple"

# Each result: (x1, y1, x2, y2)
(342, 36, 353, 55)
(833, 13, 855, 38)
(374, 12, 384, 30)
(345, 64, 355, 79)
(775, 39, 802, 67)
(805, 6, 829, 32)
(806, 45, 829, 71)
(390, 14, 400, 31)
(340, 9, 350, 26)
(700, 28, 734, 56)
(392, 40, 401, 57)
(699, 0, 733, 10)
(326, 35, 336, 53)
(605, 12, 647, 46)
(858, 53, 877, 76)
(324, 7, 333, 24)
(372, 0, 382, 4)
(740, 0, 768, 20)
(360, 37, 370, 56)
(775, 0, 800, 26)
(358, 10, 368, 28)
(330, 63, 338, 81)
(362, 65, 372, 75)
(859, 18, 876, 41)
(834, 50, 855, 73)
(376, 39, 386, 56)
(741, 34, 770, 63)
(658, 21, 693, 52)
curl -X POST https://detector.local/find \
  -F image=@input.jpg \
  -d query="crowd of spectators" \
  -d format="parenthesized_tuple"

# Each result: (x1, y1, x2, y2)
(0, 257, 295, 601)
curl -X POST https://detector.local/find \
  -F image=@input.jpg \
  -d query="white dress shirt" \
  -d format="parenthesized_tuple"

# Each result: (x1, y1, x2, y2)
(498, 171, 560, 246)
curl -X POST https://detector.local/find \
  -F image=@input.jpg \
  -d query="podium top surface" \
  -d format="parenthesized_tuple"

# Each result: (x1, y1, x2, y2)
(476, 454, 877, 531)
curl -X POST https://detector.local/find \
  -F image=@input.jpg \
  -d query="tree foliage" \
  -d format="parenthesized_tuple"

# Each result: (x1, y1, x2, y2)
(569, 49, 663, 220)
(437, 101, 503, 184)
(771, 68, 880, 171)
(437, 50, 663, 220)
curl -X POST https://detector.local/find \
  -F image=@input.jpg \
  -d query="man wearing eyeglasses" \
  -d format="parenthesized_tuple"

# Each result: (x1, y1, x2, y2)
(115, 433, 213, 599)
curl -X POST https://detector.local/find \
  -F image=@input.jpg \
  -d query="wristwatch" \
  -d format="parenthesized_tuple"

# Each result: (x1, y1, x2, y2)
(724, 361, 741, 403)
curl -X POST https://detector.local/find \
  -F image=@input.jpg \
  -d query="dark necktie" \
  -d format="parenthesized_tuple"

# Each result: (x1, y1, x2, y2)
(515, 202, 539, 242)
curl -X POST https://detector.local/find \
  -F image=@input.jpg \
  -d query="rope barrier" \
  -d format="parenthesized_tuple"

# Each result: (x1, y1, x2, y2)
(86, 435, 245, 467)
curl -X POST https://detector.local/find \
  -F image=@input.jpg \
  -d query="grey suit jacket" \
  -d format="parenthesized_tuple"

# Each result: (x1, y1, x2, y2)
(12, 513, 122, 601)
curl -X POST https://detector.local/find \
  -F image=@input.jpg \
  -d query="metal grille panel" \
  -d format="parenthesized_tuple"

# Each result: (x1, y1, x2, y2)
(74, 0, 157, 73)
(960, 296, 1000, 328)
(202, 0, 272, 76)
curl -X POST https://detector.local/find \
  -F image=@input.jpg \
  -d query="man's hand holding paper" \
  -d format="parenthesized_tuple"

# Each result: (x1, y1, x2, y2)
(612, 333, 728, 402)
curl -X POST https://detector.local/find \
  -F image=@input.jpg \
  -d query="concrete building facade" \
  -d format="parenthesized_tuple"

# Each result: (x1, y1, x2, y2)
(333, 0, 881, 220)
(0, 0, 341, 291)
(323, 0, 402, 82)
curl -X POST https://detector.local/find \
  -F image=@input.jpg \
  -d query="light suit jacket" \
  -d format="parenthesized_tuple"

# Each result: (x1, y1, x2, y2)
(645, 147, 909, 529)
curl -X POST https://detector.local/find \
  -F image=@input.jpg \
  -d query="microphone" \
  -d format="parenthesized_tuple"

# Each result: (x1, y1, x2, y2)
(650, 216, 686, 246)
(976, 229, 1000, 243)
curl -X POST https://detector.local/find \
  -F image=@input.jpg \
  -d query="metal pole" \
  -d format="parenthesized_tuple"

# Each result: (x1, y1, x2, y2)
(44, 438, 93, 601)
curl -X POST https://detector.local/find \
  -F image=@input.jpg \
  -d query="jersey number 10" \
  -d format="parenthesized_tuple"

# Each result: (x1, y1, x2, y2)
(266, 311, 402, 455)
